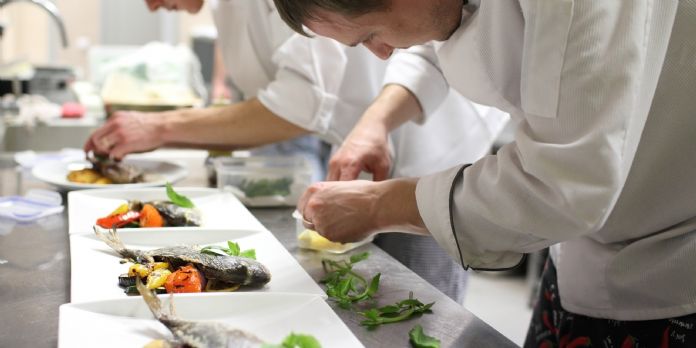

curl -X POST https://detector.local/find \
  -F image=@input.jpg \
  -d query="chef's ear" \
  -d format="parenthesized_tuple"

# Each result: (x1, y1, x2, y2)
(144, 0, 163, 12)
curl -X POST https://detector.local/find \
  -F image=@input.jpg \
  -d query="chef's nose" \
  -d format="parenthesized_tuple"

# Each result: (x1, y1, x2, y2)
(364, 41, 394, 60)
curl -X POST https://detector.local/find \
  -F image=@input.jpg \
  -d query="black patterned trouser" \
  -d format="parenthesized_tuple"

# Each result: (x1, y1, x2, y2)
(524, 259, 696, 348)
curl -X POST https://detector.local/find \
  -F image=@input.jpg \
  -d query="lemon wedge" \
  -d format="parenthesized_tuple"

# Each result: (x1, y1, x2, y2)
(297, 229, 350, 253)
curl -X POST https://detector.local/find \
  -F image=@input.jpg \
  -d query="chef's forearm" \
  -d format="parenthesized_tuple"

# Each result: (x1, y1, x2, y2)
(363, 84, 424, 132)
(374, 177, 429, 235)
(160, 98, 310, 149)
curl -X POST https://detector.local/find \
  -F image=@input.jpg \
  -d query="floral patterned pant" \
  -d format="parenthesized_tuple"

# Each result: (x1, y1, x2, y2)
(524, 259, 696, 348)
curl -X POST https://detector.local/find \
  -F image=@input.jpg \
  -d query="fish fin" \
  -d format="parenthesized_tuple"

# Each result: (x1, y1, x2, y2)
(136, 278, 165, 320)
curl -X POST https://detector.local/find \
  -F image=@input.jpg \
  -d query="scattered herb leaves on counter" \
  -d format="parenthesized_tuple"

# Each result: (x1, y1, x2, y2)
(359, 292, 434, 330)
(262, 333, 322, 348)
(201, 241, 256, 260)
(409, 325, 441, 348)
(240, 177, 293, 198)
(321, 252, 380, 309)
(166, 182, 195, 208)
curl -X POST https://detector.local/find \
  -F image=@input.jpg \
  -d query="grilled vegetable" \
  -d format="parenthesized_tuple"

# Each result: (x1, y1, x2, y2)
(164, 265, 205, 293)
(119, 274, 137, 288)
(128, 263, 149, 278)
(96, 210, 141, 229)
(146, 269, 172, 289)
(140, 204, 164, 228)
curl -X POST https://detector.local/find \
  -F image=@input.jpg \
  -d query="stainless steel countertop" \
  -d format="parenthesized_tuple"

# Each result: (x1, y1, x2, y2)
(0, 153, 517, 348)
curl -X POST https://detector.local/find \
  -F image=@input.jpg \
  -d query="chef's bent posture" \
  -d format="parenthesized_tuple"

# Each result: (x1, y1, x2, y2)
(275, 0, 696, 345)
(84, 0, 509, 303)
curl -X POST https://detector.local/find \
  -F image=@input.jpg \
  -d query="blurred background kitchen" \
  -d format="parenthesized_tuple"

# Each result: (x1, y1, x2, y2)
(0, 1, 531, 344)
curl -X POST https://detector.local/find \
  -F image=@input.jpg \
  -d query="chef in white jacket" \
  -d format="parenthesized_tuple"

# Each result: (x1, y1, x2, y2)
(277, 0, 696, 345)
(85, 0, 509, 303)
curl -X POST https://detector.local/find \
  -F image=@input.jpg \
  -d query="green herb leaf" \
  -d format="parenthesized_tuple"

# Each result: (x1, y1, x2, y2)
(166, 182, 195, 208)
(358, 292, 435, 330)
(262, 333, 322, 348)
(409, 325, 441, 348)
(349, 252, 370, 264)
(227, 241, 241, 256)
(200, 241, 256, 260)
(240, 249, 256, 260)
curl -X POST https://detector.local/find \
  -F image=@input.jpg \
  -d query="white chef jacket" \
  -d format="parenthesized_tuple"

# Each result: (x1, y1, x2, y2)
(415, 0, 696, 320)
(258, 34, 508, 177)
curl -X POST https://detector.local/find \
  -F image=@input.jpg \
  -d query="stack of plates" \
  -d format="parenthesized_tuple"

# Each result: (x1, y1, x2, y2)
(60, 187, 363, 347)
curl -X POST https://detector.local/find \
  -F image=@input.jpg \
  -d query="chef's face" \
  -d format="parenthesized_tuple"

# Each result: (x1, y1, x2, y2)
(145, 0, 203, 14)
(305, 0, 463, 60)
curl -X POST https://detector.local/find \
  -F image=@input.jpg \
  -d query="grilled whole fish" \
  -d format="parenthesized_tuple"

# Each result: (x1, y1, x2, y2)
(88, 155, 144, 184)
(94, 227, 271, 287)
(136, 279, 265, 348)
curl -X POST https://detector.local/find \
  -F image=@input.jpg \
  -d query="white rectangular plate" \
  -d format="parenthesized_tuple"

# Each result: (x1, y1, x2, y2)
(59, 292, 363, 348)
(70, 228, 325, 302)
(68, 187, 265, 234)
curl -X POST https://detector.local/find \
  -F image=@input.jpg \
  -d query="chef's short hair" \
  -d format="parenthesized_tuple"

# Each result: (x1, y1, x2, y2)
(274, 0, 389, 37)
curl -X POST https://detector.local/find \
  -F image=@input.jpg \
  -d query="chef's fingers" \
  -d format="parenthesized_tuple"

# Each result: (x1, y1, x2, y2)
(297, 184, 317, 221)
(338, 165, 362, 181)
(371, 160, 390, 182)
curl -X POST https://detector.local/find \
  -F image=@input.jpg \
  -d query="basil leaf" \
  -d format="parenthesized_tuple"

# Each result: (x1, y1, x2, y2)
(409, 325, 440, 348)
(200, 246, 229, 256)
(349, 252, 369, 264)
(227, 241, 241, 256)
(262, 333, 322, 348)
(166, 183, 195, 208)
(240, 249, 257, 260)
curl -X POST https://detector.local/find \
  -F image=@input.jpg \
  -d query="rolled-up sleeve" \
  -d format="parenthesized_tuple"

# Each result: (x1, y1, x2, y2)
(383, 44, 450, 123)
(257, 35, 348, 145)
(417, 1, 676, 270)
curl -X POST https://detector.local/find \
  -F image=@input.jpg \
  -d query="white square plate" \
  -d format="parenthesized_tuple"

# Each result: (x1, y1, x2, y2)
(69, 228, 325, 302)
(59, 292, 363, 348)
(68, 187, 265, 234)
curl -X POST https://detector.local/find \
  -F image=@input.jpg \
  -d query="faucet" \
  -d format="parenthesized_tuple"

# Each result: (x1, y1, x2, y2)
(0, 0, 68, 48)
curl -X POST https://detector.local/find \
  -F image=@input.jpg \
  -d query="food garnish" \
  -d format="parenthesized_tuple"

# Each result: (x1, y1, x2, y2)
(409, 325, 441, 348)
(201, 241, 256, 260)
(166, 182, 195, 208)
(359, 292, 434, 330)
(321, 252, 380, 309)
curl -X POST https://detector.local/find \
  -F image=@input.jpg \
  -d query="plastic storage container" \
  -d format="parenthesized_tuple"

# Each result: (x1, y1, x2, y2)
(293, 210, 373, 254)
(215, 156, 312, 207)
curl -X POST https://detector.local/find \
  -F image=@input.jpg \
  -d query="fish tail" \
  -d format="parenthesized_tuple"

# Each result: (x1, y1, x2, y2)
(135, 278, 167, 321)
(93, 226, 142, 260)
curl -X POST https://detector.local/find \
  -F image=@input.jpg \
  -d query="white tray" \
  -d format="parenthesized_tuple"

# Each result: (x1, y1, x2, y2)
(68, 187, 265, 234)
(69, 228, 325, 302)
(32, 158, 188, 191)
(59, 292, 363, 348)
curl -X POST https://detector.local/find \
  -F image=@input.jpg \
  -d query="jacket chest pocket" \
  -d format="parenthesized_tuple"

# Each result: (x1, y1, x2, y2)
(521, 0, 574, 118)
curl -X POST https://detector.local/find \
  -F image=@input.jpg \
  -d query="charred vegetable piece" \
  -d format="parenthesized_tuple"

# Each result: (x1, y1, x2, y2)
(96, 210, 141, 229)
(119, 274, 137, 288)
(128, 263, 150, 278)
(165, 265, 205, 293)
(147, 269, 172, 289)
(150, 201, 201, 227)
(110, 203, 129, 216)
(140, 204, 164, 228)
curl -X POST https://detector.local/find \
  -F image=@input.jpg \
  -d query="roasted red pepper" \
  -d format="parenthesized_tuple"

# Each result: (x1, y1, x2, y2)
(96, 210, 141, 228)
(566, 337, 591, 348)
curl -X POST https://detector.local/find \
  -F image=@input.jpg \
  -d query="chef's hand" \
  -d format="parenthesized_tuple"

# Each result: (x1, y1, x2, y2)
(298, 178, 428, 243)
(327, 84, 423, 182)
(84, 111, 166, 160)
(327, 121, 391, 181)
